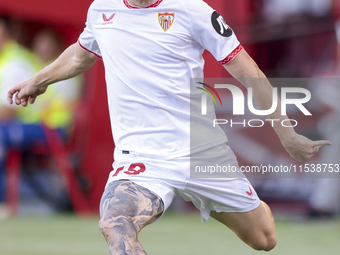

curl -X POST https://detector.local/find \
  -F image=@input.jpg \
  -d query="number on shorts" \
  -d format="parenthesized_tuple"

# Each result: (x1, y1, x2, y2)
(112, 167, 124, 177)
(112, 163, 146, 177)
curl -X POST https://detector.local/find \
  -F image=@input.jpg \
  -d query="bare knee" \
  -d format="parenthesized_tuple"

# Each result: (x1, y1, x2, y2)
(99, 215, 143, 254)
(98, 217, 114, 238)
(249, 232, 277, 251)
(98, 215, 136, 241)
(249, 201, 277, 251)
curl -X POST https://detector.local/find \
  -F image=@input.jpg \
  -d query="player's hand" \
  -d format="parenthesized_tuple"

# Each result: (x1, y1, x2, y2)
(7, 78, 47, 107)
(281, 134, 332, 163)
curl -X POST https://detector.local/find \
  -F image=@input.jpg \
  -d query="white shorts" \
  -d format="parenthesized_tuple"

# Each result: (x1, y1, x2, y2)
(105, 144, 260, 222)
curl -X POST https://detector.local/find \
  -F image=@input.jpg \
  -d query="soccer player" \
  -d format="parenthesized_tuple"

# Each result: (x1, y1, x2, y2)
(7, 0, 331, 253)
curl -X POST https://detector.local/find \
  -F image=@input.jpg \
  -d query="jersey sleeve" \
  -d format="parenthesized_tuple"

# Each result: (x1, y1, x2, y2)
(78, 8, 102, 59)
(184, 0, 243, 65)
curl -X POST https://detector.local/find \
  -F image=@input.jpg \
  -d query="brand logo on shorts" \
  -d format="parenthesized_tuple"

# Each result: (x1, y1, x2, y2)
(102, 13, 116, 25)
(246, 186, 253, 196)
(158, 12, 175, 32)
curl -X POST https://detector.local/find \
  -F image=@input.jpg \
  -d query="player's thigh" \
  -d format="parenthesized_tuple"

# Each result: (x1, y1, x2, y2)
(210, 201, 276, 250)
(99, 179, 164, 233)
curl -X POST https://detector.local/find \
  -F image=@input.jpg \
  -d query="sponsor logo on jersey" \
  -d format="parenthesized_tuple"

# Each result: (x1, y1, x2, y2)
(158, 12, 175, 32)
(102, 13, 116, 25)
(211, 11, 233, 37)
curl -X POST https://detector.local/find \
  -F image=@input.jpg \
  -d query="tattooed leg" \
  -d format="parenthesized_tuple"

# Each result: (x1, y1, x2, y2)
(98, 180, 164, 255)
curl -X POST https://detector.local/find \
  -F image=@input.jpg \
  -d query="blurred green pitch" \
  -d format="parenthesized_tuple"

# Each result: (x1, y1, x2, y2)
(0, 212, 339, 255)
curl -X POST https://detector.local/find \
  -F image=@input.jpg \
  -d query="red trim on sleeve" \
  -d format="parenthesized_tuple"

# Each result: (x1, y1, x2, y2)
(123, 0, 163, 9)
(219, 44, 244, 65)
(77, 40, 102, 60)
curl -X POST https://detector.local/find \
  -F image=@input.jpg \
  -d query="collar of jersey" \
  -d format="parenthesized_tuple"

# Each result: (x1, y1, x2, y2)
(123, 0, 163, 9)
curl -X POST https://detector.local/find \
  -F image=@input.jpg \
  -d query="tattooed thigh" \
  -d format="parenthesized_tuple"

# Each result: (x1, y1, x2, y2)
(98, 180, 164, 254)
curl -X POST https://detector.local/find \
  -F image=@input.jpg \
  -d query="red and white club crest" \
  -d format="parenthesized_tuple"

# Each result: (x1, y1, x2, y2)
(158, 12, 175, 32)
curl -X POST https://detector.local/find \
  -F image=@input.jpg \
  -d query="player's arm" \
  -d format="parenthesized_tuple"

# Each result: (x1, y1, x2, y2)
(7, 43, 97, 107)
(224, 50, 331, 162)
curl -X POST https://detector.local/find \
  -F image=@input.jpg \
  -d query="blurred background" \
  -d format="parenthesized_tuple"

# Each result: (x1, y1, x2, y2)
(0, 0, 340, 254)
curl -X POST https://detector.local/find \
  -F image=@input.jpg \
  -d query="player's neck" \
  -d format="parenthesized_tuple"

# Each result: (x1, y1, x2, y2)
(127, 0, 157, 8)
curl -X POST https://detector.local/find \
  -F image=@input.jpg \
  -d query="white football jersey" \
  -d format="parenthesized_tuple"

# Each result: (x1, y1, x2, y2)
(79, 0, 243, 160)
